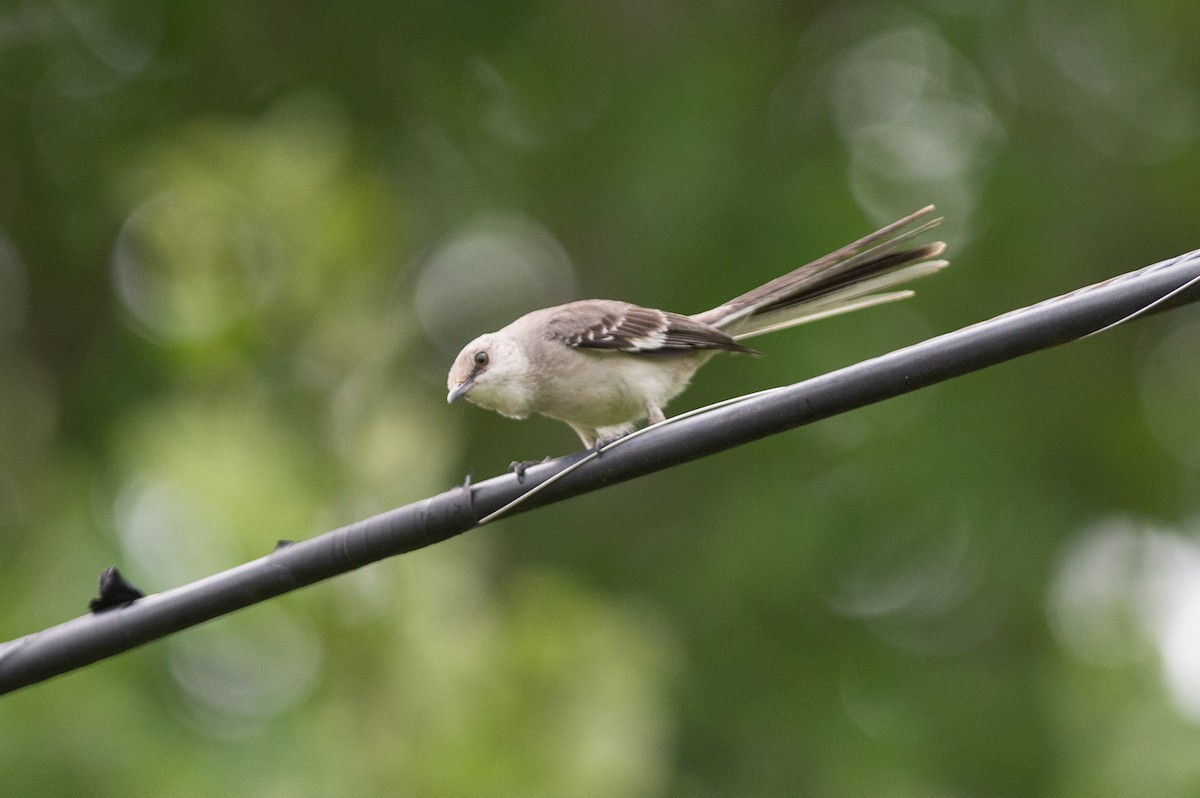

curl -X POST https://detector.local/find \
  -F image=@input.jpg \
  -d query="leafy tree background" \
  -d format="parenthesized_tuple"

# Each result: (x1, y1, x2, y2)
(3, 1, 1200, 795)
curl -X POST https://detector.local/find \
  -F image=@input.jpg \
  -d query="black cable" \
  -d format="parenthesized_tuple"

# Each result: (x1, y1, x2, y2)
(2, 247, 1198, 696)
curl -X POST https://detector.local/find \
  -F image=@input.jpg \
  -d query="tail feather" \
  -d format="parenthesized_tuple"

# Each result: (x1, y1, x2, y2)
(694, 206, 947, 339)
(730, 258, 947, 340)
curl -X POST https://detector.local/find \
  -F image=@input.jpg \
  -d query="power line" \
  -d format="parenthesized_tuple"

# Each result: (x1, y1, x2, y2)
(2, 247, 1199, 696)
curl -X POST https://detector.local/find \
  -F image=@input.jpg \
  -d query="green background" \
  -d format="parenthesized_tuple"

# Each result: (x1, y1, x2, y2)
(3, 1, 1200, 795)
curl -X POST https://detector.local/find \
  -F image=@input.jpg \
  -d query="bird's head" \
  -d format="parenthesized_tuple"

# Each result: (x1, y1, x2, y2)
(446, 332, 534, 419)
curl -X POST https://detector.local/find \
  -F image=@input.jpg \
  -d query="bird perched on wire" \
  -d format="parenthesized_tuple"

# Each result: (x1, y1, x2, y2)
(447, 206, 947, 449)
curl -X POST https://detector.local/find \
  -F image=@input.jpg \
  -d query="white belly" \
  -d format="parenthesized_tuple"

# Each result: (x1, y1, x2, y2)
(532, 349, 707, 428)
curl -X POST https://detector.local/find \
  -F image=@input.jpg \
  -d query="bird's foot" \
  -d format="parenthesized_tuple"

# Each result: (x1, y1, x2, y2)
(509, 457, 551, 484)
(592, 431, 629, 452)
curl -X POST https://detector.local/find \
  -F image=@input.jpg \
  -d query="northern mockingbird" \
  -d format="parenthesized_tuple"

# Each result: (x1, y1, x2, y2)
(447, 206, 947, 448)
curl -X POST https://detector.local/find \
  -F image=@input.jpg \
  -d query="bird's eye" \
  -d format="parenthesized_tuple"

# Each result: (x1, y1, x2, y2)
(473, 351, 489, 368)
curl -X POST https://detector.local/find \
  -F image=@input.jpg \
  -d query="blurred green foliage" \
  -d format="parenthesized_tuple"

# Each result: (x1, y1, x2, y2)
(3, 1, 1200, 795)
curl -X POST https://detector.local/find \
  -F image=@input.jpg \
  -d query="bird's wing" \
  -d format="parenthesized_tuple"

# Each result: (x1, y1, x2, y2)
(546, 301, 756, 354)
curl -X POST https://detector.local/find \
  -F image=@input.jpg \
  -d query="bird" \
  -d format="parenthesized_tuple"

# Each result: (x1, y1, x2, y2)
(447, 206, 947, 450)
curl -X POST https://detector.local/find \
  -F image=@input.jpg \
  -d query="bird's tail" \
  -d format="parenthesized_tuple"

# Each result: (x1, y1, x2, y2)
(694, 206, 948, 340)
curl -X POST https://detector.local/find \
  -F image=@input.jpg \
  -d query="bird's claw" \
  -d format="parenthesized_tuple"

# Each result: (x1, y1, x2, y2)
(592, 432, 626, 452)
(509, 457, 551, 484)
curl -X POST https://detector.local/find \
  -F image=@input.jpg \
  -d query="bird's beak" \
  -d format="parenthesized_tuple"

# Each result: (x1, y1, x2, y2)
(447, 378, 473, 404)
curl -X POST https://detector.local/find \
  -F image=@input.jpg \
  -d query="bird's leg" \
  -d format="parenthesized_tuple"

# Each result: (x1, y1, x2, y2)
(646, 403, 666, 426)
